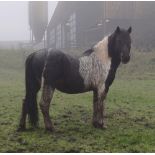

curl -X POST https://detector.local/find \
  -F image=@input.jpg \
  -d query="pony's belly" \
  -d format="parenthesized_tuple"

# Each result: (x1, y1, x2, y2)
(55, 79, 87, 94)
(56, 87, 89, 94)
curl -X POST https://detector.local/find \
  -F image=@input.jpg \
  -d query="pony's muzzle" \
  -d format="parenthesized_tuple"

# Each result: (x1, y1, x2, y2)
(121, 55, 130, 64)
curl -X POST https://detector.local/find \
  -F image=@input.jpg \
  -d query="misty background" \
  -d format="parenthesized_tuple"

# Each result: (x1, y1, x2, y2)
(0, 1, 57, 41)
(0, 1, 155, 51)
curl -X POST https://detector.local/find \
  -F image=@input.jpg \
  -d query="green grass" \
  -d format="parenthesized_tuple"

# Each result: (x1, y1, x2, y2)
(0, 49, 155, 152)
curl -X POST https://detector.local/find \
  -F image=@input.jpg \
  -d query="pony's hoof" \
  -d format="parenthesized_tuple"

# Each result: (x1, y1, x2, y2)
(93, 122, 107, 129)
(17, 127, 26, 132)
(45, 127, 55, 132)
(102, 125, 107, 129)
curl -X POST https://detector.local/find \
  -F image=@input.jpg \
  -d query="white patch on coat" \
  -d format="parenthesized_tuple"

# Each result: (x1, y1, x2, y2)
(41, 76, 45, 90)
(41, 49, 50, 90)
(94, 36, 111, 64)
(79, 36, 111, 91)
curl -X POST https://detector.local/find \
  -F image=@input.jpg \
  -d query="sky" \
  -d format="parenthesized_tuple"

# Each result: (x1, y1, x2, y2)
(0, 1, 57, 41)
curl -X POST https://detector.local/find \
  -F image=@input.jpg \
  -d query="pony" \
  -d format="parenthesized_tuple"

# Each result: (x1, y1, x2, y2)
(18, 26, 132, 131)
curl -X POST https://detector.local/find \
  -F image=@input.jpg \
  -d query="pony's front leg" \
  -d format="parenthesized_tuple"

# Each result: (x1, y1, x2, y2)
(92, 89, 107, 129)
(39, 83, 55, 131)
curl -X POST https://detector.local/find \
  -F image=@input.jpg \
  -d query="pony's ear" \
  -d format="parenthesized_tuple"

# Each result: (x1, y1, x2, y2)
(115, 26, 120, 34)
(128, 26, 132, 34)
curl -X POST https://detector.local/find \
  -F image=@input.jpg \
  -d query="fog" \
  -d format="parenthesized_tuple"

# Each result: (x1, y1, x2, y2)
(0, 1, 155, 50)
(0, 1, 57, 41)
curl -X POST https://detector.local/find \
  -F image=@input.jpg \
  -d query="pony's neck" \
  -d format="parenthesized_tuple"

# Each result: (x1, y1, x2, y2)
(93, 36, 111, 64)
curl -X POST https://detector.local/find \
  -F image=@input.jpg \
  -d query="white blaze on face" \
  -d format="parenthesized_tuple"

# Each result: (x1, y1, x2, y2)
(79, 36, 112, 90)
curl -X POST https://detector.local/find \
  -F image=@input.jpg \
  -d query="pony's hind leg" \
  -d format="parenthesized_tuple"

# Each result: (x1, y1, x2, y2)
(18, 99, 27, 131)
(39, 82, 55, 131)
(18, 77, 41, 131)
(18, 89, 40, 131)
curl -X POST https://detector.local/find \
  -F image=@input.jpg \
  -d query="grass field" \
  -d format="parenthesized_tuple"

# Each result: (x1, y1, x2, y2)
(0, 48, 155, 152)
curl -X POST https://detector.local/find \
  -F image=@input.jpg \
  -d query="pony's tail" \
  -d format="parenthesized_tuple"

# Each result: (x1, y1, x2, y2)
(24, 53, 40, 127)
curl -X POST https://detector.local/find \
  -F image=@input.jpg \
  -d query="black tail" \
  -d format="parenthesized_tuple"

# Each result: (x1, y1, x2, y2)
(24, 53, 41, 127)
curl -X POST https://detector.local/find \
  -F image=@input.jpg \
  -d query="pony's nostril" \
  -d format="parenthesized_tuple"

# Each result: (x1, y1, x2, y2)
(122, 56, 130, 64)
(129, 53, 131, 57)
(121, 54, 130, 64)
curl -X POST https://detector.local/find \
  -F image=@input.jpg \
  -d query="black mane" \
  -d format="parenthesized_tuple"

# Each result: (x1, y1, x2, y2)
(82, 48, 94, 56)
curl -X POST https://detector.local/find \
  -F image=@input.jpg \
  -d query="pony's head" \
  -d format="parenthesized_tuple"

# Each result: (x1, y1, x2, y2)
(108, 26, 132, 64)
